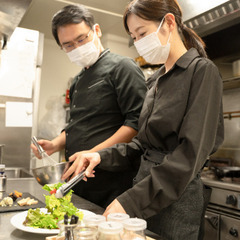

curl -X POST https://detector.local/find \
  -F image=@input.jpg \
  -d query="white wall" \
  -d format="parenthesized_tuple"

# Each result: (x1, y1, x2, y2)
(39, 38, 81, 125)
(101, 33, 138, 59)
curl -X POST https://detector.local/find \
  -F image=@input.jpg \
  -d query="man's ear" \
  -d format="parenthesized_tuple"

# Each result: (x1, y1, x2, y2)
(95, 24, 102, 38)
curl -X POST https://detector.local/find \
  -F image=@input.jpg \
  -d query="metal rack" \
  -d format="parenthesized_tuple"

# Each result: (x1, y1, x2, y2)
(223, 76, 240, 90)
(223, 110, 240, 119)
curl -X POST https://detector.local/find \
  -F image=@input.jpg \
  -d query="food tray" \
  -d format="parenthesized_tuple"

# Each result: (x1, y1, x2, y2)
(0, 192, 45, 213)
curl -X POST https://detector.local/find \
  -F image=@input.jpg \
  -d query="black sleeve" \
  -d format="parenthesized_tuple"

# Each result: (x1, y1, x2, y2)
(111, 58, 147, 131)
(98, 137, 144, 172)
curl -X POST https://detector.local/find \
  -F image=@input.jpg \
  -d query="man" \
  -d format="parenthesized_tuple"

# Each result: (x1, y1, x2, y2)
(31, 4, 147, 208)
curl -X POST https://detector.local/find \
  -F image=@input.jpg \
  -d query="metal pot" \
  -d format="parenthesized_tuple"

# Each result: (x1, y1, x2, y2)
(213, 166, 240, 179)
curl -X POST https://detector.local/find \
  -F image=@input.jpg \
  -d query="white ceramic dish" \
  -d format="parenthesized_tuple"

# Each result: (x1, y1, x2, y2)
(10, 208, 95, 234)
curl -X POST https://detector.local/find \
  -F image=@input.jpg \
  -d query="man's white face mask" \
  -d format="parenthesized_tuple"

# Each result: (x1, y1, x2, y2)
(134, 17, 171, 65)
(67, 25, 100, 68)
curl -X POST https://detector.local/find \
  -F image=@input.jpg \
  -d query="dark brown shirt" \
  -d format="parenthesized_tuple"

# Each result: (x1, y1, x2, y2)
(99, 48, 224, 219)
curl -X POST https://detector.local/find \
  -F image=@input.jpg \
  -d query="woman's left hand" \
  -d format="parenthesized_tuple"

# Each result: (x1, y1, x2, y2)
(103, 199, 126, 217)
(61, 150, 98, 180)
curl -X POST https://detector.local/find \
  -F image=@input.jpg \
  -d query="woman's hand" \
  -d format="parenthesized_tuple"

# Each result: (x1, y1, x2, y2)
(61, 151, 101, 181)
(31, 139, 55, 159)
(103, 199, 126, 217)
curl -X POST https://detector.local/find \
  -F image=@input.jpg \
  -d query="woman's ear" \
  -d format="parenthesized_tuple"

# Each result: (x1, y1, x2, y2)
(95, 24, 102, 38)
(164, 13, 175, 32)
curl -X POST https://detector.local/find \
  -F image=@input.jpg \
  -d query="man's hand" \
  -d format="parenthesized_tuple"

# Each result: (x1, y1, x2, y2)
(31, 139, 55, 159)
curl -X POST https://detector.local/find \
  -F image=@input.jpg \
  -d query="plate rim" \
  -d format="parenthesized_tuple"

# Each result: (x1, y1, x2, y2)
(10, 207, 95, 234)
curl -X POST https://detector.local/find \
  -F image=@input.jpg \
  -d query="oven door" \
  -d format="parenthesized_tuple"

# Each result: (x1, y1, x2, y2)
(221, 215, 240, 240)
(204, 211, 220, 240)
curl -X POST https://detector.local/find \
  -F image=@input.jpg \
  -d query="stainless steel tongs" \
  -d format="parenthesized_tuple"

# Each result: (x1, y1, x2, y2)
(55, 171, 86, 198)
(31, 136, 56, 166)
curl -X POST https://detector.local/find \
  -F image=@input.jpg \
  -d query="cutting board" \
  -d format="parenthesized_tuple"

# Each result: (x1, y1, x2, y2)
(0, 192, 45, 213)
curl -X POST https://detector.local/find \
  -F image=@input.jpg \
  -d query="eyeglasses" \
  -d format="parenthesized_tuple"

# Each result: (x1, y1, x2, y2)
(61, 29, 92, 52)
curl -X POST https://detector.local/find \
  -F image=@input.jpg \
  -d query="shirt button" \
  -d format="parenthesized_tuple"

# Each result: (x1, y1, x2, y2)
(73, 105, 76, 108)
(75, 90, 77, 93)
(66, 133, 68, 136)
(66, 149, 68, 153)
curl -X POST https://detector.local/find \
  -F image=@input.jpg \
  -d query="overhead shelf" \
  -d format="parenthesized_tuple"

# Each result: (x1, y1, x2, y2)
(223, 76, 240, 90)
(223, 110, 240, 119)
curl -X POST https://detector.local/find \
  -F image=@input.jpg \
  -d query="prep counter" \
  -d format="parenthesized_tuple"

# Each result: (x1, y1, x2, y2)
(0, 178, 161, 240)
(0, 178, 104, 240)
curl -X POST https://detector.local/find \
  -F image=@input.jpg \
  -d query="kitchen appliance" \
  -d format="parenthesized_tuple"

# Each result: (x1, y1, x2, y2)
(0, 0, 32, 41)
(202, 162, 240, 240)
(0, 27, 44, 169)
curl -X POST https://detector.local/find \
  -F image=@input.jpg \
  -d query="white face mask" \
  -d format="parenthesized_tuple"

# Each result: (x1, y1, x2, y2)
(134, 17, 171, 64)
(67, 25, 100, 68)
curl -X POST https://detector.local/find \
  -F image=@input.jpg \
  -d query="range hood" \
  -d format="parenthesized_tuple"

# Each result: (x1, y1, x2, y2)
(0, 0, 32, 42)
(179, 0, 240, 37)
(179, 0, 240, 60)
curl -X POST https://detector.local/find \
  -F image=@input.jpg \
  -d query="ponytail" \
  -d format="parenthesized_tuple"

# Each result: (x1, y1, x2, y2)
(179, 23, 207, 58)
(124, 0, 208, 58)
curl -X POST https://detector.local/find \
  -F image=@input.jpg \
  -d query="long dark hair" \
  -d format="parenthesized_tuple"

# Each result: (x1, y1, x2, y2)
(123, 0, 207, 58)
(52, 4, 94, 46)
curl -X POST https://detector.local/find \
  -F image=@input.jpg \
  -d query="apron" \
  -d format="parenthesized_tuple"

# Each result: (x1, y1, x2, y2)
(133, 149, 211, 240)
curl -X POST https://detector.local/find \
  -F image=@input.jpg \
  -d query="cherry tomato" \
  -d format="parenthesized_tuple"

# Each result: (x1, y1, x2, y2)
(50, 189, 57, 195)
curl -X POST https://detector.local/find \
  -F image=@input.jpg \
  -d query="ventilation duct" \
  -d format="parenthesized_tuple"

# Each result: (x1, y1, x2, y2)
(0, 0, 32, 41)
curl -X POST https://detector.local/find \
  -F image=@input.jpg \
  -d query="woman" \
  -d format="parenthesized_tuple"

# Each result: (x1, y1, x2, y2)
(63, 0, 224, 239)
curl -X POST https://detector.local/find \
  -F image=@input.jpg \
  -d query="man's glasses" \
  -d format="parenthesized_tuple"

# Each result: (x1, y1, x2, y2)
(61, 29, 92, 52)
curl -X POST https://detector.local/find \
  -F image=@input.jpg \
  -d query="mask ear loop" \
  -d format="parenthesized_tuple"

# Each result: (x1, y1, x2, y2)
(166, 32, 171, 44)
(156, 16, 165, 33)
(91, 24, 101, 47)
(91, 24, 97, 43)
(91, 24, 101, 57)
(157, 15, 172, 45)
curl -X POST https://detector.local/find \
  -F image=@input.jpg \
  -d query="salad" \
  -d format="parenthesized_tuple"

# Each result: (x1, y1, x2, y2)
(23, 183, 83, 229)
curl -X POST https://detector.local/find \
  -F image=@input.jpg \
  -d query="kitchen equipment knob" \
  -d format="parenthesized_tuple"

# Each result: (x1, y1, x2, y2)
(226, 195, 237, 206)
(229, 227, 238, 237)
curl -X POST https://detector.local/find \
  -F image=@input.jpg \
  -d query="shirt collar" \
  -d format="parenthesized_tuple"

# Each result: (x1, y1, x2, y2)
(85, 48, 110, 69)
(175, 48, 200, 69)
(99, 48, 110, 58)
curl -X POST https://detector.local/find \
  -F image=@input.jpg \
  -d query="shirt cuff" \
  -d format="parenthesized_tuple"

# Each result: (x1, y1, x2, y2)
(117, 191, 143, 218)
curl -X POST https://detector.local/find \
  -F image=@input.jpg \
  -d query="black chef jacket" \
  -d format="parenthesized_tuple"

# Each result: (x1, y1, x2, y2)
(64, 49, 147, 207)
(98, 48, 224, 219)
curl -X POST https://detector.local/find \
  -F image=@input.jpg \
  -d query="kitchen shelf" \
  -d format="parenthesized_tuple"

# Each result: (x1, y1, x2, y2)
(223, 76, 240, 90)
(223, 110, 240, 120)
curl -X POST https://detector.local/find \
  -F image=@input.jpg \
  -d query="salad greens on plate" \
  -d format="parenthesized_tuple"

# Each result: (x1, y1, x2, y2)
(23, 183, 83, 229)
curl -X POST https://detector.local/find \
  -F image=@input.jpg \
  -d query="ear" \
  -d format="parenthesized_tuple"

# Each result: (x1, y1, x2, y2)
(94, 24, 102, 38)
(164, 13, 175, 32)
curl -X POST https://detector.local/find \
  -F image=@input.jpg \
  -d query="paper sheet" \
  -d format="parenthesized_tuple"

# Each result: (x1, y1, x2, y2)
(0, 28, 39, 98)
(5, 102, 32, 127)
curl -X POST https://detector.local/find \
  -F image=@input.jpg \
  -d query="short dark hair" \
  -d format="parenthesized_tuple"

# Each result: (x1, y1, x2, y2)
(52, 4, 95, 46)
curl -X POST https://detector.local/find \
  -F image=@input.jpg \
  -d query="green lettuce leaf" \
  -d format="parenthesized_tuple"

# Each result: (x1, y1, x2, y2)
(23, 183, 83, 229)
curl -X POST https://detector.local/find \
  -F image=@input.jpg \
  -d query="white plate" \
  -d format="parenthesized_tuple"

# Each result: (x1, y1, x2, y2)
(10, 208, 95, 234)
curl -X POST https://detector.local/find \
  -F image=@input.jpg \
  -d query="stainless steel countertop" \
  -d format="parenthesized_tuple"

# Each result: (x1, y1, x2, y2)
(0, 178, 161, 240)
(0, 178, 104, 240)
